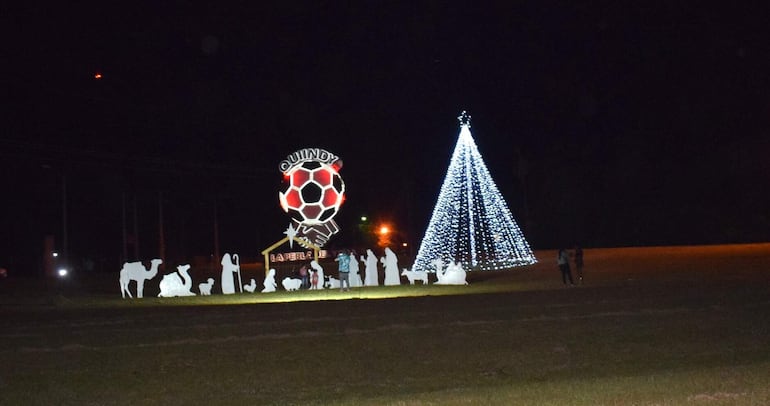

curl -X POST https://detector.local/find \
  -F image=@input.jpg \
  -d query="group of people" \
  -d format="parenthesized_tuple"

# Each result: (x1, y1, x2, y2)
(557, 245, 584, 286)
(294, 250, 353, 291)
(294, 248, 402, 291)
(297, 262, 313, 289)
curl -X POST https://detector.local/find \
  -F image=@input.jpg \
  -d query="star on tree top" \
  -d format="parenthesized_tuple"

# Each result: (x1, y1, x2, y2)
(457, 111, 471, 128)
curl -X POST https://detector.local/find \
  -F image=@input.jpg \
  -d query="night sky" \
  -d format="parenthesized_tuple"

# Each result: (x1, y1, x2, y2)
(2, 2, 770, 275)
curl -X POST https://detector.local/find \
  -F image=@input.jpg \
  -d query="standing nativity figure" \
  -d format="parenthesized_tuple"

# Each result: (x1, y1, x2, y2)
(381, 247, 401, 286)
(262, 269, 277, 293)
(362, 249, 379, 286)
(119, 258, 163, 299)
(310, 260, 324, 289)
(348, 252, 363, 287)
(220, 253, 242, 294)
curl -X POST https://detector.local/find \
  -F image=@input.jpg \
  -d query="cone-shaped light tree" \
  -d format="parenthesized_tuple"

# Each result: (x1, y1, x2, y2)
(413, 111, 537, 272)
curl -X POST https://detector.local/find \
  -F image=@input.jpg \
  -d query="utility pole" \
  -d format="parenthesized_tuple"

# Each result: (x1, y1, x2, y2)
(158, 191, 165, 268)
(213, 199, 220, 262)
(61, 174, 68, 260)
(133, 195, 139, 259)
(121, 192, 127, 262)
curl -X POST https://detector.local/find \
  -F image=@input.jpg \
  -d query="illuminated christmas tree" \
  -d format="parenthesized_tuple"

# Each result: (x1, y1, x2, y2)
(413, 111, 537, 272)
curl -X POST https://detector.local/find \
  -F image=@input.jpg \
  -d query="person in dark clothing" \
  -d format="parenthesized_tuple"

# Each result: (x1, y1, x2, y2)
(574, 245, 584, 284)
(299, 263, 309, 289)
(557, 248, 575, 286)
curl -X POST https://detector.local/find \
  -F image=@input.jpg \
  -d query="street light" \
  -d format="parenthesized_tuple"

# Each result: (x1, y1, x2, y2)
(377, 223, 393, 247)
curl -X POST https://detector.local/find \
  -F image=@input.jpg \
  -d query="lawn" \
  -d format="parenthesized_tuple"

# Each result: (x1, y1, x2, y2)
(1, 244, 770, 405)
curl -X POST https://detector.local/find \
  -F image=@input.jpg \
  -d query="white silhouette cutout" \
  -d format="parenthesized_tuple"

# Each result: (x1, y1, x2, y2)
(381, 247, 401, 286)
(282, 277, 302, 291)
(158, 264, 196, 297)
(243, 278, 257, 293)
(401, 268, 429, 285)
(310, 260, 325, 290)
(199, 278, 215, 295)
(349, 253, 363, 287)
(262, 268, 277, 293)
(326, 276, 340, 289)
(435, 261, 468, 285)
(119, 258, 162, 299)
(362, 249, 379, 286)
(220, 253, 242, 294)
(431, 258, 444, 275)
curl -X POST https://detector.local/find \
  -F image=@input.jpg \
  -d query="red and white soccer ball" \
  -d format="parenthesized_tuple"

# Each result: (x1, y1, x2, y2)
(279, 161, 345, 225)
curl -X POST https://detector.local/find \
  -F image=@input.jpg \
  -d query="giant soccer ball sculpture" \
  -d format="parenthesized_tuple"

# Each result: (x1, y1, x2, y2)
(279, 161, 345, 225)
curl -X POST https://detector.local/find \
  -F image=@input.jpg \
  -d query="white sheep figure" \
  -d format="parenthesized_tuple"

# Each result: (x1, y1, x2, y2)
(282, 277, 302, 291)
(199, 278, 215, 295)
(401, 268, 429, 285)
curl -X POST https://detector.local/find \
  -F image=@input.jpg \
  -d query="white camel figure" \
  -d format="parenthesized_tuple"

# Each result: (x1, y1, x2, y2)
(310, 260, 325, 290)
(119, 258, 162, 299)
(401, 268, 429, 285)
(243, 278, 257, 293)
(199, 278, 215, 295)
(435, 261, 468, 285)
(381, 247, 401, 286)
(362, 249, 379, 286)
(348, 252, 363, 287)
(158, 264, 196, 297)
(262, 268, 277, 293)
(220, 253, 242, 294)
(282, 277, 302, 291)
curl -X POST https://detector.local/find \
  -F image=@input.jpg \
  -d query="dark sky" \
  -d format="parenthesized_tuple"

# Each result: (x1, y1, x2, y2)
(2, 2, 770, 274)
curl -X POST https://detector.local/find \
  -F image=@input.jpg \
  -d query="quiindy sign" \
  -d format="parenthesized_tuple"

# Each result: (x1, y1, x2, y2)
(279, 148, 340, 173)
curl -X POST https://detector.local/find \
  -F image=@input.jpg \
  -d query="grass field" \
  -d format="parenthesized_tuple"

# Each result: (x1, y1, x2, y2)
(2, 244, 770, 405)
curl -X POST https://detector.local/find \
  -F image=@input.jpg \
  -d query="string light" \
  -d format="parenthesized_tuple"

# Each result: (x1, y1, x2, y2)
(413, 111, 537, 271)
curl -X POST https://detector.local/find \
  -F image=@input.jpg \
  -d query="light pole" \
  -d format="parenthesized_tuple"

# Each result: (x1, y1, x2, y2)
(61, 174, 67, 261)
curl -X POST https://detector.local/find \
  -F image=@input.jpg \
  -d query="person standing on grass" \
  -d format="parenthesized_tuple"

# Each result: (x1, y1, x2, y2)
(335, 251, 350, 291)
(558, 248, 575, 286)
(299, 262, 309, 289)
(574, 245, 584, 284)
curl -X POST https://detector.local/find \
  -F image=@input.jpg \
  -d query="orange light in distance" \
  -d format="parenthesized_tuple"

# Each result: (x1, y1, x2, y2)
(376, 223, 393, 248)
(94, 72, 102, 79)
